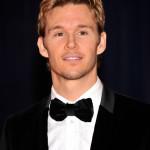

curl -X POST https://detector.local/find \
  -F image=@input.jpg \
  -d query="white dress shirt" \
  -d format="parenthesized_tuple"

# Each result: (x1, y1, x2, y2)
(48, 77, 103, 150)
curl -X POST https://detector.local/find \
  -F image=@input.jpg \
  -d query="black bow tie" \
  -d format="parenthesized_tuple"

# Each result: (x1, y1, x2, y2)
(50, 98, 94, 122)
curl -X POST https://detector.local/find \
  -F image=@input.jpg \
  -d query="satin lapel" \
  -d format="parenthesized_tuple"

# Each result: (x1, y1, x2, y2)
(37, 98, 50, 150)
(90, 86, 115, 150)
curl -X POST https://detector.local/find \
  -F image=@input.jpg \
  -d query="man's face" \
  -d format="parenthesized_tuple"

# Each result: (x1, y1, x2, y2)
(38, 3, 106, 81)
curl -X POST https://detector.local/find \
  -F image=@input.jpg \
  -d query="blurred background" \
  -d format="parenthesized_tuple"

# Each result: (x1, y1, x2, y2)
(0, 0, 150, 131)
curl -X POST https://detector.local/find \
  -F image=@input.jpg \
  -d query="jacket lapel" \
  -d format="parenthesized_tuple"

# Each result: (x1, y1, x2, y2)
(36, 87, 116, 150)
(36, 97, 50, 150)
(90, 86, 115, 150)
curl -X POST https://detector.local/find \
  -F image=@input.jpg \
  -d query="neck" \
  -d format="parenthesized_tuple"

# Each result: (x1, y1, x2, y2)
(51, 73, 97, 101)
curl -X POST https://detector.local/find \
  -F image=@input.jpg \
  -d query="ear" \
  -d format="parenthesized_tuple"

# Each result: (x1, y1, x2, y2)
(97, 32, 107, 55)
(37, 36, 49, 58)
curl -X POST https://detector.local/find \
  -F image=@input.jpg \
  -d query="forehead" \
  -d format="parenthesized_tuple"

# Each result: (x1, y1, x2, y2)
(45, 4, 96, 29)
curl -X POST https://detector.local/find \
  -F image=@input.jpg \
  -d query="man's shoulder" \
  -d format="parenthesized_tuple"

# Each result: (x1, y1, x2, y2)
(101, 85, 142, 114)
(107, 86, 150, 121)
(5, 97, 49, 126)
(0, 98, 50, 149)
(105, 85, 147, 106)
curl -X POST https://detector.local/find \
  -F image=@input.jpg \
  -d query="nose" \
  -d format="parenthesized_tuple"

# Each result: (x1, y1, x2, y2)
(65, 34, 77, 50)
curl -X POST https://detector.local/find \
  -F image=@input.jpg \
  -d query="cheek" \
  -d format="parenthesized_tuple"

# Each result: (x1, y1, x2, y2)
(46, 40, 64, 55)
(47, 50, 62, 67)
(87, 47, 98, 64)
(85, 44, 98, 56)
(45, 42, 57, 57)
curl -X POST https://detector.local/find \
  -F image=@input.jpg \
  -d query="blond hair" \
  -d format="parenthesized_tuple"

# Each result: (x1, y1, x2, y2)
(37, 0, 105, 36)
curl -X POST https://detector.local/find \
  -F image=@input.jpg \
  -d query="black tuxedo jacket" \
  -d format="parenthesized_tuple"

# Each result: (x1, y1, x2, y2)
(0, 86, 150, 150)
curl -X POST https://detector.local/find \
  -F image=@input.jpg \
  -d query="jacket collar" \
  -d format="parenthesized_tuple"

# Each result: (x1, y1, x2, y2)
(91, 86, 115, 150)
(36, 86, 116, 150)
(101, 85, 115, 114)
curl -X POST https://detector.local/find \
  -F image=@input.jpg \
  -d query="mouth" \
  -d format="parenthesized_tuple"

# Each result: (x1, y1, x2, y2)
(63, 54, 83, 61)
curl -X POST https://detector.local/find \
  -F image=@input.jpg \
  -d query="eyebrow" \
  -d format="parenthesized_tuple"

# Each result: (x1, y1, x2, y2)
(77, 25, 94, 30)
(48, 26, 63, 33)
(47, 24, 94, 33)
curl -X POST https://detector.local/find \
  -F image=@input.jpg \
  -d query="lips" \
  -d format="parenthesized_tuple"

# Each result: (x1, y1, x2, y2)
(63, 54, 82, 61)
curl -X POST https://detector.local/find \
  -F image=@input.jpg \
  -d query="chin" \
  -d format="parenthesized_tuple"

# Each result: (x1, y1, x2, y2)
(60, 71, 91, 80)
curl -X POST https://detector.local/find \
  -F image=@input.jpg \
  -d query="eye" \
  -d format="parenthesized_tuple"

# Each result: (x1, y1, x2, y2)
(78, 31, 88, 36)
(54, 32, 64, 37)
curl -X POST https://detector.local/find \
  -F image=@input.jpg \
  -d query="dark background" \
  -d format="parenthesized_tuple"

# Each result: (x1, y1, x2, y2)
(0, 0, 150, 130)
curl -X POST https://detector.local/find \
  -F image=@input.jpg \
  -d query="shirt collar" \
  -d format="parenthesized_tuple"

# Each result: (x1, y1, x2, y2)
(51, 77, 103, 107)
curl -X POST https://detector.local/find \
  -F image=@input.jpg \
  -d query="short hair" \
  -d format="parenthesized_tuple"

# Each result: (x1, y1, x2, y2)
(37, 0, 105, 37)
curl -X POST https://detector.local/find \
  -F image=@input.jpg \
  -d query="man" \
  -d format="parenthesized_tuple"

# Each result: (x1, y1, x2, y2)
(0, 0, 150, 150)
